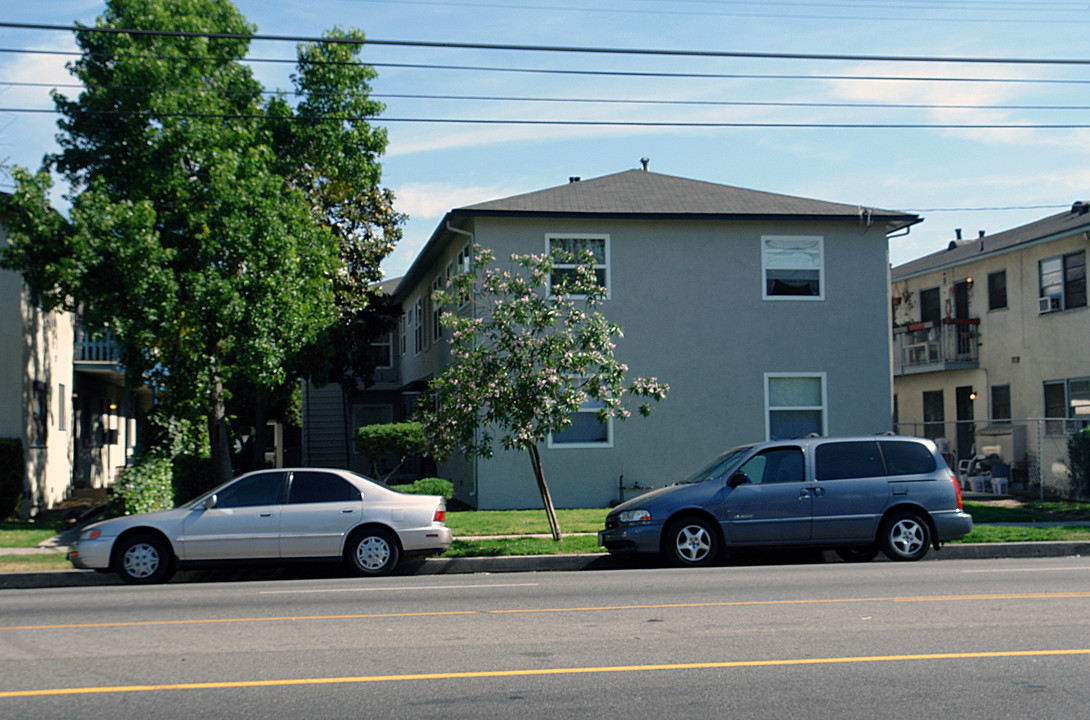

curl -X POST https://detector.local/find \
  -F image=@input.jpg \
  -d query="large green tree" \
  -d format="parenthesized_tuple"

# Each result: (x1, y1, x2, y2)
(419, 247, 669, 540)
(0, 1, 400, 484)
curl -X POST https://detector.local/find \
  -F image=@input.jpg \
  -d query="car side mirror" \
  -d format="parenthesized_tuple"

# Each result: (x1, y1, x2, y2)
(201, 494, 218, 510)
(727, 471, 749, 488)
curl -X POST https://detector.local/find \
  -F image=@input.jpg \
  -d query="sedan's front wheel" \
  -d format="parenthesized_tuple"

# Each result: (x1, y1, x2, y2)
(345, 528, 400, 576)
(114, 534, 173, 584)
(664, 516, 718, 567)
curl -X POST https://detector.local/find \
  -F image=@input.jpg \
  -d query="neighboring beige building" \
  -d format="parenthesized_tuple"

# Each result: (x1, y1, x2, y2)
(890, 202, 1089, 494)
(1, 209, 150, 517)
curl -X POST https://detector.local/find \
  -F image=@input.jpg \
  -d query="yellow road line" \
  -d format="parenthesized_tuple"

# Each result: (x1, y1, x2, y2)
(3, 592, 1089, 631)
(2, 649, 1089, 698)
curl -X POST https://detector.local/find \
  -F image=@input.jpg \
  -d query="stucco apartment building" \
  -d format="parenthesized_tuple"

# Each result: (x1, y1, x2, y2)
(305, 167, 920, 509)
(1, 210, 150, 517)
(890, 202, 1089, 493)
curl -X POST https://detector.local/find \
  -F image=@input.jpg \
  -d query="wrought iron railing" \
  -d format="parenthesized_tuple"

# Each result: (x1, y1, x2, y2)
(893, 318, 979, 374)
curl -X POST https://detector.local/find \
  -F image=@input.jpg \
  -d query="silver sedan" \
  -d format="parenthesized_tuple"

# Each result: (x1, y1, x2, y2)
(69, 468, 452, 583)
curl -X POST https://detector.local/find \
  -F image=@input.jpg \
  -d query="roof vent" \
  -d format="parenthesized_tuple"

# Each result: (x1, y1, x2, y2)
(1073, 201, 1089, 215)
(948, 240, 958, 250)
(569, 176, 581, 183)
(955, 228, 962, 240)
(640, 157, 649, 171)
(978, 230, 985, 238)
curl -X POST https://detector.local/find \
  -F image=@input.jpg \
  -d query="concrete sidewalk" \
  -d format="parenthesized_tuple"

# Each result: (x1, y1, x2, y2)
(1, 537, 1087, 590)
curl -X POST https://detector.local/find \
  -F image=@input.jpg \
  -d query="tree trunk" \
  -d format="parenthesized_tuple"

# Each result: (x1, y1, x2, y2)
(209, 374, 234, 486)
(527, 443, 562, 541)
(251, 390, 269, 470)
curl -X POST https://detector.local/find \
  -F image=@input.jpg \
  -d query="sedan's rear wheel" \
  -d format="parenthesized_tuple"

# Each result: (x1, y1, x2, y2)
(664, 516, 718, 567)
(879, 511, 931, 561)
(345, 528, 400, 576)
(115, 534, 173, 584)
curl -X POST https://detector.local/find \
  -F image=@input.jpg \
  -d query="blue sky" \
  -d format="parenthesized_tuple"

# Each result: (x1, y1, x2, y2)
(2, 1, 1089, 279)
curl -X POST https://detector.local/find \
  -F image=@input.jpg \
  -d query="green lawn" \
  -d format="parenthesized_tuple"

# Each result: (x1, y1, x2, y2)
(0, 522, 68, 548)
(444, 508, 608, 536)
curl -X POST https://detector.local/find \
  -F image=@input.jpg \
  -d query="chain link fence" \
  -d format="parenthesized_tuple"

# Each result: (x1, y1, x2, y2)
(893, 418, 1085, 500)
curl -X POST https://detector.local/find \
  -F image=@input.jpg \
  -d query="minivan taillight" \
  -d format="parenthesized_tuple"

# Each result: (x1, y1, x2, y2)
(951, 474, 963, 510)
(433, 506, 446, 523)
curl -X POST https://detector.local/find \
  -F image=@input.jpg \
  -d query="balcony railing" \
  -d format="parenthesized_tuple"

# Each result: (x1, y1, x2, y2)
(75, 326, 123, 366)
(893, 318, 979, 375)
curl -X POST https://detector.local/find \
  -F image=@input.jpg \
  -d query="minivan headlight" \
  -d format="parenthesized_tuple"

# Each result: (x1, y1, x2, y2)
(617, 509, 651, 524)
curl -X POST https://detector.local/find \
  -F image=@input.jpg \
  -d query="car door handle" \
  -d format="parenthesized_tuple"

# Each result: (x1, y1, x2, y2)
(341, 509, 356, 514)
(259, 512, 273, 517)
(812, 487, 826, 497)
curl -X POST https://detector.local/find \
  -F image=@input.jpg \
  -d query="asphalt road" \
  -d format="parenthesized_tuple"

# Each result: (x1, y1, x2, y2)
(1, 557, 1089, 719)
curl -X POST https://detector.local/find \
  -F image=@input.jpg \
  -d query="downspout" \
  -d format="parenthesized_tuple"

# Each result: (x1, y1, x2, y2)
(444, 222, 479, 505)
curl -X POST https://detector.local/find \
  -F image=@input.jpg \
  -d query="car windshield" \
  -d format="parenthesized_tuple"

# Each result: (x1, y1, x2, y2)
(676, 445, 753, 485)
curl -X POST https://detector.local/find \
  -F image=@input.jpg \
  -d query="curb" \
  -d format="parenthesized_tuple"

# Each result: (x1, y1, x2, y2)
(0, 541, 1086, 590)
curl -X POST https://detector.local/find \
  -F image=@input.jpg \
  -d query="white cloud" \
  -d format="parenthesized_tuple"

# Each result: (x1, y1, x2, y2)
(394, 181, 519, 219)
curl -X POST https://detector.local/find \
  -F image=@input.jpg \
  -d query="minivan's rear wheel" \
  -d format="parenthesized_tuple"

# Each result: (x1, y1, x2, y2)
(664, 516, 718, 567)
(345, 528, 400, 576)
(878, 511, 931, 561)
(835, 546, 879, 563)
(115, 534, 173, 584)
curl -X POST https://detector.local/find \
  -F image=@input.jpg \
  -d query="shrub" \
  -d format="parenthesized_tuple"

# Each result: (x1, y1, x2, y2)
(0, 438, 24, 520)
(355, 422, 425, 483)
(390, 477, 454, 502)
(1068, 428, 1090, 498)
(107, 455, 175, 517)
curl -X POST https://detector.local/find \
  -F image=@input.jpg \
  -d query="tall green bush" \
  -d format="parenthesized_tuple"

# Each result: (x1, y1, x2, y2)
(107, 455, 175, 517)
(1068, 428, 1090, 498)
(355, 422, 425, 483)
(0, 438, 24, 520)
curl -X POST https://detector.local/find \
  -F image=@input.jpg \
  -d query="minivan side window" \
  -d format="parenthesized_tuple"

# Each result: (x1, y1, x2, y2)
(879, 441, 937, 476)
(815, 441, 884, 480)
(736, 447, 804, 485)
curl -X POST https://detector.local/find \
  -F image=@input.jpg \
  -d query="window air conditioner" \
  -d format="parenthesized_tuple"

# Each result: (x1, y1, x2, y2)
(1039, 295, 1061, 313)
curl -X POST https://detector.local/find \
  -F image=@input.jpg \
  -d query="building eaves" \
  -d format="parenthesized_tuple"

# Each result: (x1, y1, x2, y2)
(891, 202, 1090, 281)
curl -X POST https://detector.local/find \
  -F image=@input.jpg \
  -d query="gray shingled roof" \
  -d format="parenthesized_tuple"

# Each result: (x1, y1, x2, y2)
(892, 202, 1090, 280)
(454, 169, 919, 230)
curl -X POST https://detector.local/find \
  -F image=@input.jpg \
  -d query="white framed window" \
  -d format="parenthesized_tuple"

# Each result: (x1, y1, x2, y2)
(548, 395, 613, 448)
(762, 236, 824, 300)
(1039, 250, 1086, 312)
(368, 332, 393, 369)
(431, 276, 443, 342)
(765, 373, 827, 440)
(400, 310, 409, 357)
(455, 246, 472, 308)
(413, 296, 425, 356)
(546, 234, 610, 297)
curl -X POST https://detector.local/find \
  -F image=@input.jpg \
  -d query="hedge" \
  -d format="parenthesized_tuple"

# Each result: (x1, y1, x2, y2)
(390, 477, 454, 502)
(107, 454, 175, 517)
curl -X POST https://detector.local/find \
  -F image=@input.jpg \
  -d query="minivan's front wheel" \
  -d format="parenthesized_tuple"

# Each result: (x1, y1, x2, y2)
(879, 511, 931, 561)
(664, 516, 718, 567)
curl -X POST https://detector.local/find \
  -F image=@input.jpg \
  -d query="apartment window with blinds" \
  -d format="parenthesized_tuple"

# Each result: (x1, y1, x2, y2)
(762, 236, 824, 300)
(547, 234, 609, 296)
(765, 373, 826, 440)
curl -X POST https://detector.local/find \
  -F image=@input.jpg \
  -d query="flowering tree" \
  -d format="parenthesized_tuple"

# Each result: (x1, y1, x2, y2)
(420, 246, 669, 540)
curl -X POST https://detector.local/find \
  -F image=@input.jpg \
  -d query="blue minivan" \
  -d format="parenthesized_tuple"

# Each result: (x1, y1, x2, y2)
(598, 436, 973, 566)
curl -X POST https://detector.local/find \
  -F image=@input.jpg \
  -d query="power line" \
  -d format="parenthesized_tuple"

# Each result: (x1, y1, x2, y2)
(2, 21, 1090, 66)
(1, 107, 1088, 129)
(6, 82, 1090, 112)
(4, 48, 1090, 87)
(349, 0, 1090, 24)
